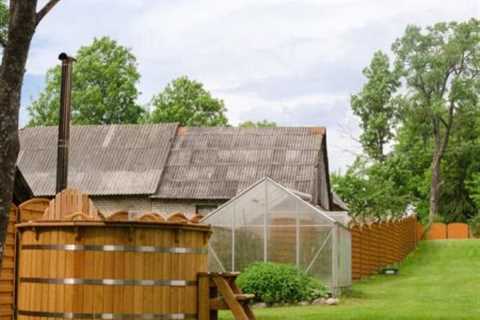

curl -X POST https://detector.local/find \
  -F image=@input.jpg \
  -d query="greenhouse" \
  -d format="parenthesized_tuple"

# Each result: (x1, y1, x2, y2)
(201, 177, 352, 292)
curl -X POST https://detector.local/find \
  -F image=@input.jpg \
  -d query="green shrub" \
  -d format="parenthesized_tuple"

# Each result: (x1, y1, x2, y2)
(236, 262, 328, 305)
(469, 214, 480, 238)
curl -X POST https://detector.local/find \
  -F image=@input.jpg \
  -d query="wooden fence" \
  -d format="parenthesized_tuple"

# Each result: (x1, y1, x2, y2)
(417, 222, 470, 240)
(351, 216, 417, 281)
(0, 199, 49, 320)
(0, 205, 17, 320)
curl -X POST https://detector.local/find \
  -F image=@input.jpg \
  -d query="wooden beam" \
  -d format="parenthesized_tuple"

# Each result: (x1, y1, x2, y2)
(198, 274, 210, 320)
(212, 276, 250, 320)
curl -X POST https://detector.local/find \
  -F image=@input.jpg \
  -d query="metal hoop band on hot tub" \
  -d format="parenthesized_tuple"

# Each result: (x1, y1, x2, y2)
(17, 310, 197, 320)
(20, 277, 197, 287)
(21, 244, 208, 254)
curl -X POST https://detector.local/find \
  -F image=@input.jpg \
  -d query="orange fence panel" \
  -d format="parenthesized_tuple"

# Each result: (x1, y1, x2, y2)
(427, 223, 447, 240)
(447, 223, 469, 239)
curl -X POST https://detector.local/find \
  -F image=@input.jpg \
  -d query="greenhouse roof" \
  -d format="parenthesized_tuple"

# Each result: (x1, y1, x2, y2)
(201, 177, 349, 228)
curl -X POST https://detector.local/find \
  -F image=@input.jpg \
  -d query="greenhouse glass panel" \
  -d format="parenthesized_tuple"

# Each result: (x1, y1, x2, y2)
(202, 177, 352, 292)
(233, 182, 266, 270)
(267, 181, 297, 264)
(207, 205, 233, 272)
(308, 230, 333, 287)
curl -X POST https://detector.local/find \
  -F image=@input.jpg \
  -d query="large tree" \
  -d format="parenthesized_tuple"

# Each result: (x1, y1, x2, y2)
(28, 36, 144, 126)
(393, 19, 480, 223)
(149, 76, 228, 126)
(0, 0, 62, 266)
(337, 19, 480, 224)
(351, 51, 400, 162)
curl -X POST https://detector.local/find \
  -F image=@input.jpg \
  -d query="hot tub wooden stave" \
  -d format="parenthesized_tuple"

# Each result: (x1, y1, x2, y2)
(16, 222, 210, 320)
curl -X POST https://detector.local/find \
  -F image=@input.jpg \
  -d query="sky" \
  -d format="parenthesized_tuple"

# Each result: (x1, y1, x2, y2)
(22, 0, 480, 172)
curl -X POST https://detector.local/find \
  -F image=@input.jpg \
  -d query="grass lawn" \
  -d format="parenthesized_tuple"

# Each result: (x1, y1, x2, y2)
(220, 240, 480, 320)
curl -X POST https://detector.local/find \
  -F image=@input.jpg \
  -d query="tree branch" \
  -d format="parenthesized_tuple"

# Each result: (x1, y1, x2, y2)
(438, 100, 455, 157)
(438, 115, 448, 128)
(36, 0, 61, 26)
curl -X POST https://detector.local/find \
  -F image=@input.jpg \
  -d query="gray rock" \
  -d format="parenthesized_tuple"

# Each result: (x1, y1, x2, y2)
(326, 298, 339, 305)
(253, 302, 267, 308)
(298, 301, 310, 306)
(312, 298, 327, 305)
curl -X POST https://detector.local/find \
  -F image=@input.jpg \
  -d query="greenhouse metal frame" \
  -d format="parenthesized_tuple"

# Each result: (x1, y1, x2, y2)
(201, 177, 352, 292)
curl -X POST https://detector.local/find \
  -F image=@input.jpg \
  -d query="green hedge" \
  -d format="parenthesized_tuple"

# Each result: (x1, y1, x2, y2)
(470, 214, 480, 237)
(236, 262, 328, 305)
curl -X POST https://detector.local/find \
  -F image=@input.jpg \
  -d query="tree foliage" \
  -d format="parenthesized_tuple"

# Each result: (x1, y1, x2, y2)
(335, 19, 480, 223)
(28, 36, 144, 126)
(149, 76, 228, 127)
(239, 120, 277, 128)
(351, 51, 400, 161)
(393, 19, 480, 221)
(0, 0, 7, 47)
(332, 158, 409, 219)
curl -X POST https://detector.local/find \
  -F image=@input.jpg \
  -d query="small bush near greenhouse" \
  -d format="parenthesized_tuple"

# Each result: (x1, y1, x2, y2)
(236, 262, 329, 305)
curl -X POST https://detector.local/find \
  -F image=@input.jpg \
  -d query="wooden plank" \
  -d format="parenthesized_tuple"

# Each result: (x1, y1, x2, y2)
(133, 229, 144, 314)
(198, 275, 210, 320)
(212, 276, 249, 320)
(142, 230, 153, 313)
(48, 229, 59, 314)
(102, 228, 114, 313)
(93, 227, 105, 314)
(122, 228, 134, 314)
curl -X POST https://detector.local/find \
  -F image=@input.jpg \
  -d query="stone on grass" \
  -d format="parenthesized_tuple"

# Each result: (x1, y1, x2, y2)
(326, 298, 339, 305)
(312, 298, 327, 305)
(298, 301, 310, 306)
(253, 302, 267, 308)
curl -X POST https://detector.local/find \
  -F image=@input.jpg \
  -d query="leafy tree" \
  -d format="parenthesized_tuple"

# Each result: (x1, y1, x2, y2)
(351, 51, 400, 161)
(239, 120, 277, 128)
(467, 174, 480, 213)
(392, 19, 480, 223)
(343, 20, 480, 223)
(332, 158, 409, 219)
(149, 76, 228, 126)
(28, 36, 144, 126)
(0, 0, 62, 266)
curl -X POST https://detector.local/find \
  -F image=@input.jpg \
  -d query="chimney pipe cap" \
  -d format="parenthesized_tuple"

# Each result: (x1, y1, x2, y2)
(58, 52, 76, 62)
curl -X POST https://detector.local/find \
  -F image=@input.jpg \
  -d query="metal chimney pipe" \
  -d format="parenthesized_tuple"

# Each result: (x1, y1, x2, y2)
(56, 53, 75, 194)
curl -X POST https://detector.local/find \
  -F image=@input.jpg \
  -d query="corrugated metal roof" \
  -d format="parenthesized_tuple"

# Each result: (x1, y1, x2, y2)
(18, 124, 178, 196)
(153, 127, 325, 200)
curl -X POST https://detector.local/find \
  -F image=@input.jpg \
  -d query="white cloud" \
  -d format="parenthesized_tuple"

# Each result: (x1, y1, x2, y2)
(23, 0, 480, 171)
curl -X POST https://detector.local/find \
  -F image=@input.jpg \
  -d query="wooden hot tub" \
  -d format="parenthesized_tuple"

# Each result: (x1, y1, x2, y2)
(15, 189, 211, 320)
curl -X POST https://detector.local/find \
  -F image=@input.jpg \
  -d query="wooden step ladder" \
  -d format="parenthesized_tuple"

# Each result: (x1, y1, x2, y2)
(198, 272, 256, 320)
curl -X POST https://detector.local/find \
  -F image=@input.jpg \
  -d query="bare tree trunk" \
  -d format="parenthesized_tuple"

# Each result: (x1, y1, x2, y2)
(0, 0, 38, 267)
(0, 0, 61, 267)
(429, 152, 442, 224)
(428, 105, 454, 225)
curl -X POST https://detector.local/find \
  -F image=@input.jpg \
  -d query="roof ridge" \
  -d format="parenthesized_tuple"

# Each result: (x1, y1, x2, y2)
(20, 122, 179, 130)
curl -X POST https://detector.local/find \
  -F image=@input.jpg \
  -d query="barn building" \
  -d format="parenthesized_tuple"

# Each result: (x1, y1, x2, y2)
(18, 124, 344, 216)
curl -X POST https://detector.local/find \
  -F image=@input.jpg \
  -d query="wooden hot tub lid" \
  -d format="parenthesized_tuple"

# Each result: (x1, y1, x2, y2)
(16, 189, 211, 232)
